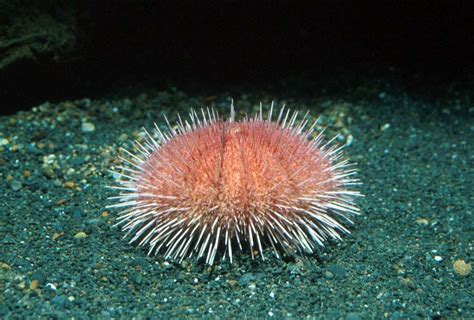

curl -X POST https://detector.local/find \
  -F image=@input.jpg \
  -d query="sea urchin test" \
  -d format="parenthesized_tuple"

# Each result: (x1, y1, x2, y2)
(108, 103, 362, 264)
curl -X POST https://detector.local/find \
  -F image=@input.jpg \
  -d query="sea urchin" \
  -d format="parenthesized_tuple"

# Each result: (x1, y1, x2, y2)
(108, 103, 362, 264)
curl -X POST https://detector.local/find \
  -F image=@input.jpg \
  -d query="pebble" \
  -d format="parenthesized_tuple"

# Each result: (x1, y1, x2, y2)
(227, 279, 238, 287)
(29, 280, 39, 290)
(64, 181, 75, 189)
(42, 167, 55, 179)
(416, 218, 429, 225)
(434, 255, 443, 262)
(453, 259, 471, 276)
(81, 122, 96, 133)
(10, 180, 23, 191)
(43, 154, 57, 165)
(44, 283, 57, 298)
(74, 231, 87, 239)
(52, 232, 64, 240)
(130, 271, 143, 286)
(0, 138, 9, 146)
(118, 133, 129, 142)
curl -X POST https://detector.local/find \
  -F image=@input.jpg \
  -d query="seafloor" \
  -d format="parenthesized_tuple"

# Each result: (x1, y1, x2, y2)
(1, 72, 472, 318)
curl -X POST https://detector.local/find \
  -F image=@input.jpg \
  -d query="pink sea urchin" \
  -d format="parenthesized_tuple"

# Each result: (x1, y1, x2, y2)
(108, 103, 362, 264)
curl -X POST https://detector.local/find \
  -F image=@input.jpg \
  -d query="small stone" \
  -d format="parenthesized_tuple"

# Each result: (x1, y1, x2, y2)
(44, 283, 57, 298)
(380, 123, 390, 131)
(118, 133, 129, 142)
(42, 167, 55, 179)
(227, 279, 238, 287)
(81, 122, 95, 133)
(45, 283, 57, 291)
(52, 232, 64, 240)
(416, 218, 429, 225)
(65, 181, 75, 189)
(74, 231, 87, 239)
(10, 180, 23, 191)
(23, 170, 31, 178)
(29, 280, 39, 290)
(56, 199, 67, 205)
(0, 138, 9, 146)
(130, 271, 143, 286)
(434, 255, 443, 262)
(0, 262, 11, 270)
(453, 259, 471, 276)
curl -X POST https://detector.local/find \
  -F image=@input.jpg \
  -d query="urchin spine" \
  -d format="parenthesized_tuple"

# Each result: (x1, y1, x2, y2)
(107, 103, 362, 264)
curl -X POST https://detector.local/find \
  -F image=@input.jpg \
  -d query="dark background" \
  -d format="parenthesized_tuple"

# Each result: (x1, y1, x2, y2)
(1, 1, 473, 115)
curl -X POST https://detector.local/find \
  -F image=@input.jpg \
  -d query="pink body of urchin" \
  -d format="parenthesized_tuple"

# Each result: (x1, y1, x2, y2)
(108, 103, 362, 264)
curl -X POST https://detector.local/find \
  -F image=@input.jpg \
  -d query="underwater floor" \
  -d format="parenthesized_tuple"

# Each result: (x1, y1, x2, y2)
(1, 73, 472, 318)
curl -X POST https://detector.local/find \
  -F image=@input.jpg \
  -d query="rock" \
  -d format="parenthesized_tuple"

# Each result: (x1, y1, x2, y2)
(0, 138, 9, 146)
(74, 231, 87, 239)
(453, 259, 471, 276)
(10, 180, 23, 191)
(81, 122, 95, 133)
(41, 167, 55, 179)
